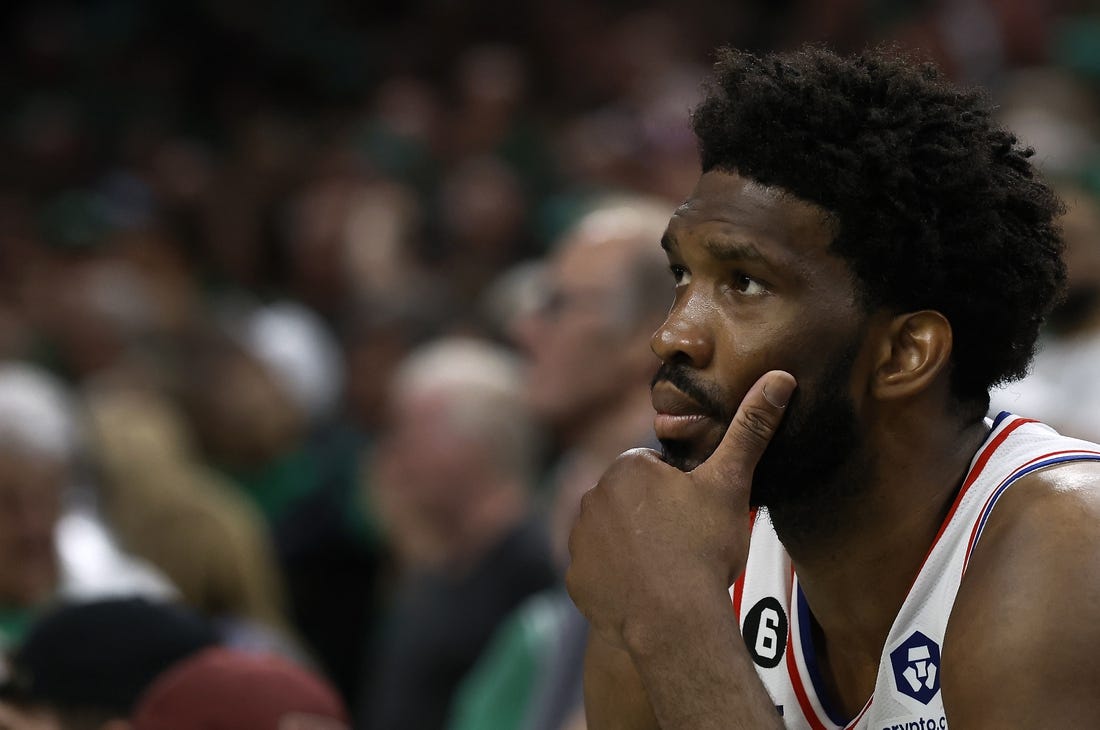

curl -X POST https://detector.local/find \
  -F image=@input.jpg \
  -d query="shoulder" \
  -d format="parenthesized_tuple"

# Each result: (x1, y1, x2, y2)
(943, 459, 1100, 726)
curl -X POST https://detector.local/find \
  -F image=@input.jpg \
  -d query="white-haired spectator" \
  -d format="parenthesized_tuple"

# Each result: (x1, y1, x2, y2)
(359, 337, 557, 730)
(242, 301, 345, 426)
(0, 362, 173, 653)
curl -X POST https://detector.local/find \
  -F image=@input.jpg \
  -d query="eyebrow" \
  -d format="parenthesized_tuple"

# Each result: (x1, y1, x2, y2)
(703, 238, 767, 262)
(661, 231, 768, 264)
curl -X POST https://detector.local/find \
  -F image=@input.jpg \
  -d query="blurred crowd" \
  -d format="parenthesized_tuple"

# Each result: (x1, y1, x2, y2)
(0, 0, 1098, 728)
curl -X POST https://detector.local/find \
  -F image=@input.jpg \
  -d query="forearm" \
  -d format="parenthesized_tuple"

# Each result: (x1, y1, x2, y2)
(624, 587, 784, 730)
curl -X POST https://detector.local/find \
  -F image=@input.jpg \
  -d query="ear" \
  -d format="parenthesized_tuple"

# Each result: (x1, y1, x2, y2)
(870, 310, 953, 400)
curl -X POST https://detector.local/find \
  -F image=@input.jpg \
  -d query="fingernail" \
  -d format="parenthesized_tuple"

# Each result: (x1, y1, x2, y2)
(762, 378, 795, 408)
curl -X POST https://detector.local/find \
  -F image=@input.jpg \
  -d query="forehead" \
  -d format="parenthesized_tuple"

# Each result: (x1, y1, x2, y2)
(666, 170, 838, 267)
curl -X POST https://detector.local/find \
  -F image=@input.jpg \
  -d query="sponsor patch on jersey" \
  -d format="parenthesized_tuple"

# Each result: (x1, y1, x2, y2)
(890, 631, 941, 705)
(743, 597, 788, 668)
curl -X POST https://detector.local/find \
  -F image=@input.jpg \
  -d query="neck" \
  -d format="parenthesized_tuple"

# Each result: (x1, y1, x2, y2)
(774, 409, 989, 713)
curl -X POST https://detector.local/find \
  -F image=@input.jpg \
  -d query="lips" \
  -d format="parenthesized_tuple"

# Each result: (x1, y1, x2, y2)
(651, 381, 718, 441)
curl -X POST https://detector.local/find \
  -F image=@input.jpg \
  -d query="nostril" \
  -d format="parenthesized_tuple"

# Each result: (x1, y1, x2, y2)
(665, 350, 696, 368)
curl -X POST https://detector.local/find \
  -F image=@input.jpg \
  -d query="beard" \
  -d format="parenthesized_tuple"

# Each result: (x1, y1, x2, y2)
(655, 339, 869, 545)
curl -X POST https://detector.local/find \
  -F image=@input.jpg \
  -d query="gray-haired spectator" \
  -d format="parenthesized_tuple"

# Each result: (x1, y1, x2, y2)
(0, 363, 173, 654)
(359, 337, 557, 730)
(449, 198, 674, 730)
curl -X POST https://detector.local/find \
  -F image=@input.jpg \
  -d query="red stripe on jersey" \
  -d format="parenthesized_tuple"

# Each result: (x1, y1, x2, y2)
(963, 448, 1100, 570)
(908, 417, 1035, 586)
(786, 623, 831, 730)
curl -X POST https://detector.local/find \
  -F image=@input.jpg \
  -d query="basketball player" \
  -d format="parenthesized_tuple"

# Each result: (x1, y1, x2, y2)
(566, 46, 1100, 728)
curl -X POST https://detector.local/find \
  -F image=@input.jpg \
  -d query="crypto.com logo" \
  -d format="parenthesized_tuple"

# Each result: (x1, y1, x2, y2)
(889, 631, 941, 705)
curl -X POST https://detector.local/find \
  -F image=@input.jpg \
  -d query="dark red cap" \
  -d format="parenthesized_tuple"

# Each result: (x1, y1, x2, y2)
(131, 648, 349, 730)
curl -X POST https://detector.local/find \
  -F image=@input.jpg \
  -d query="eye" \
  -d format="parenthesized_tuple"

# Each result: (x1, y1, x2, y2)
(670, 265, 690, 287)
(733, 272, 768, 296)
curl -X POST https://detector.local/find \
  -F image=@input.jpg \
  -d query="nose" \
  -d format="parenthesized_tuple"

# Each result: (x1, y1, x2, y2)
(650, 299, 713, 368)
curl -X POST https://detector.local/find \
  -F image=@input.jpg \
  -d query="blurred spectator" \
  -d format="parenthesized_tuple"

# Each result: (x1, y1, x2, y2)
(359, 338, 557, 730)
(341, 294, 446, 439)
(448, 199, 673, 730)
(26, 252, 155, 381)
(517, 198, 673, 499)
(174, 328, 306, 520)
(434, 156, 537, 309)
(241, 301, 386, 703)
(167, 319, 397, 676)
(131, 647, 349, 730)
(0, 363, 172, 653)
(282, 173, 421, 322)
(83, 380, 293, 647)
(0, 597, 217, 730)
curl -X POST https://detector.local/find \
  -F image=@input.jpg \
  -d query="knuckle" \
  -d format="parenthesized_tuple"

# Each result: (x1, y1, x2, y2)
(576, 486, 596, 517)
(607, 449, 642, 473)
(738, 404, 776, 445)
(564, 565, 582, 604)
(606, 447, 663, 478)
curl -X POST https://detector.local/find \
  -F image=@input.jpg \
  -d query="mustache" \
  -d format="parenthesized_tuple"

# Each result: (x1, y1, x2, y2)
(651, 363, 730, 422)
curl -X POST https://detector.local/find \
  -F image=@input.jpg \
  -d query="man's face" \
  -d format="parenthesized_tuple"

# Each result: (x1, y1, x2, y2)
(520, 235, 647, 434)
(0, 450, 62, 607)
(374, 388, 486, 530)
(651, 170, 871, 511)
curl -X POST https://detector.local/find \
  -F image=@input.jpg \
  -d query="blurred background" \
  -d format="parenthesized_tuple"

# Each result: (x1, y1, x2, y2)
(0, 1, 1098, 729)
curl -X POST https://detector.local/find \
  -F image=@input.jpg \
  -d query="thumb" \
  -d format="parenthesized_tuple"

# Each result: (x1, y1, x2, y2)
(690, 370, 796, 491)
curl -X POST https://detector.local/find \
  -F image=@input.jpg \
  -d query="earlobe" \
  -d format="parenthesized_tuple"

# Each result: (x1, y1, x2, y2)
(871, 311, 953, 400)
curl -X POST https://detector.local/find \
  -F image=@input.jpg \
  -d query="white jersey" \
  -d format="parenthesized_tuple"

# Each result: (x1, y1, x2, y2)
(732, 413, 1100, 730)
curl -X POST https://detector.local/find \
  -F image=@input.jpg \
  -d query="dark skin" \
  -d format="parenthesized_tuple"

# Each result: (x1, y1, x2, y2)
(566, 170, 1100, 728)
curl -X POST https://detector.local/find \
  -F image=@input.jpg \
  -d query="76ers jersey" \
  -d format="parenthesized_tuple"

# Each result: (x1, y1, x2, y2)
(731, 413, 1100, 729)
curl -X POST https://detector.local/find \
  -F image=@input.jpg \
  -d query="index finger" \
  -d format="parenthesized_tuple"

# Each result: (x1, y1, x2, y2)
(690, 370, 796, 493)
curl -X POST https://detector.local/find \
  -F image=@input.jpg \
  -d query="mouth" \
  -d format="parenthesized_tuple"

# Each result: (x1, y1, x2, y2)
(651, 381, 720, 442)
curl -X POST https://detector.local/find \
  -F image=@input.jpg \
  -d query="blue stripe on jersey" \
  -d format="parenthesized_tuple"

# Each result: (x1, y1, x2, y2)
(991, 411, 1012, 430)
(796, 584, 851, 727)
(970, 454, 1100, 559)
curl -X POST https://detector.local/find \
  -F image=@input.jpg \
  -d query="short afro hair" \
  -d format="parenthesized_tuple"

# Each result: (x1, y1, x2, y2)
(692, 45, 1066, 407)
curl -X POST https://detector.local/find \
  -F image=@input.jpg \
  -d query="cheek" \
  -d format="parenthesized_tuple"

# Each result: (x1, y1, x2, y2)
(710, 319, 837, 414)
(389, 425, 468, 486)
(711, 325, 784, 392)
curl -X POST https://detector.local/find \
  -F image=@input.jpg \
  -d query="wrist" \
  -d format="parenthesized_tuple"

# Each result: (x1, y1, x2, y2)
(621, 581, 737, 662)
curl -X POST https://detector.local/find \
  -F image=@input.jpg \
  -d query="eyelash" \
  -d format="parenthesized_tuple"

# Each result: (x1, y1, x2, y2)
(732, 272, 768, 296)
(669, 265, 768, 297)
